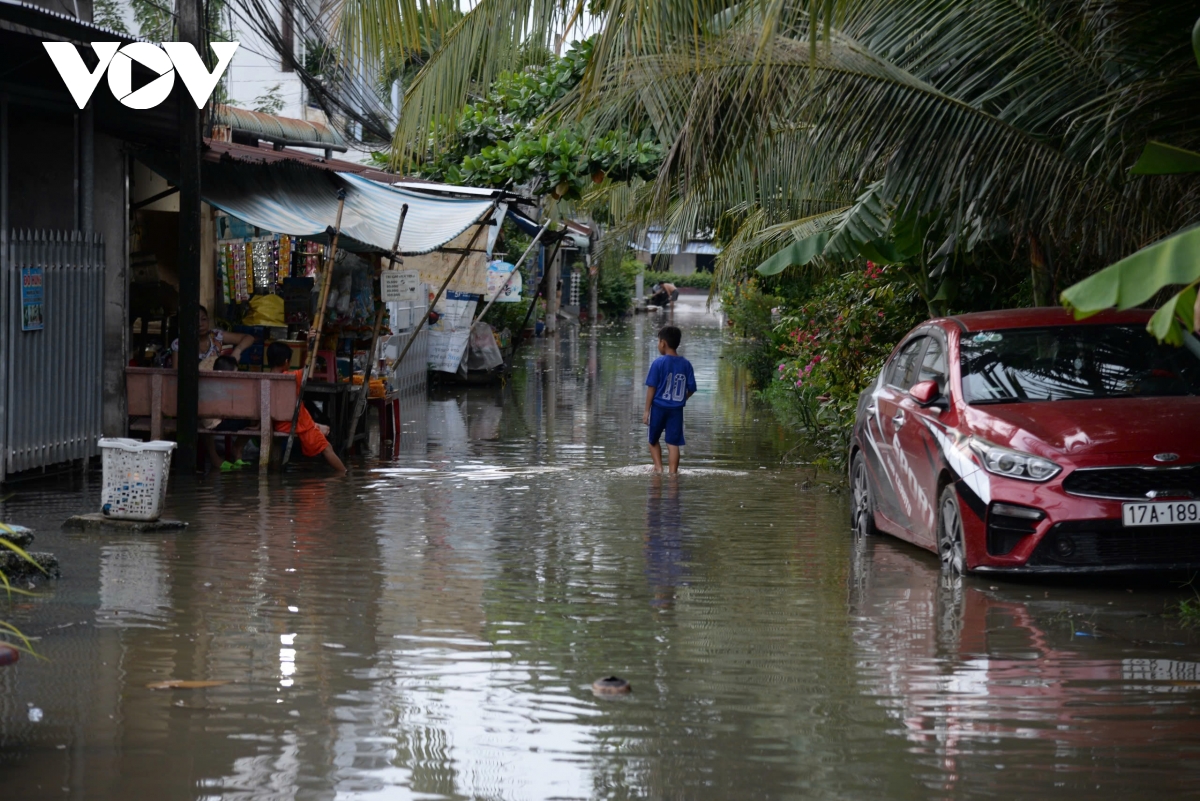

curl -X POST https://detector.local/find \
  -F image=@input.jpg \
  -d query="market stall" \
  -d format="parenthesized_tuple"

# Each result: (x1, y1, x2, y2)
(127, 141, 523, 466)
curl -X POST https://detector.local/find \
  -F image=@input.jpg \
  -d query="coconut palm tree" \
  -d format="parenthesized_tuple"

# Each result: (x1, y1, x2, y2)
(323, 0, 1200, 303)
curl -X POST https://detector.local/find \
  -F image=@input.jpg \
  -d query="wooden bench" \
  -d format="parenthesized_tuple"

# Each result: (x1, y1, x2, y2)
(126, 368, 299, 468)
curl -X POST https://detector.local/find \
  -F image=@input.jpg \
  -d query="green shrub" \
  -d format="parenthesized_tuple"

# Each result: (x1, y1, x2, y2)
(767, 264, 925, 469)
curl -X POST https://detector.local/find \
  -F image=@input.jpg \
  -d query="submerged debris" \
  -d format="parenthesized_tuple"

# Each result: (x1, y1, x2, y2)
(592, 676, 631, 696)
(147, 680, 231, 690)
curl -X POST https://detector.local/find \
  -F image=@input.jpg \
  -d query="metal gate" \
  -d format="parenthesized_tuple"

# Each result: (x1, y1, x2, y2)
(1, 230, 105, 480)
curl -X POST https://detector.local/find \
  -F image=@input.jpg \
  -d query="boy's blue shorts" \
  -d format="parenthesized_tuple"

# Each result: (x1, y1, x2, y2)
(648, 404, 685, 447)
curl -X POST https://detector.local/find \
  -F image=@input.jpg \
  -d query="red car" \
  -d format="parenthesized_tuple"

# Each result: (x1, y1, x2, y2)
(850, 308, 1200, 574)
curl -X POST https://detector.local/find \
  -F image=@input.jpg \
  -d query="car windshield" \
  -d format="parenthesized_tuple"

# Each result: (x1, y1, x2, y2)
(960, 325, 1200, 403)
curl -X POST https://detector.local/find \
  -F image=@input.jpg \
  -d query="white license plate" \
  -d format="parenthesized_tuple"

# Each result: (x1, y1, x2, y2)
(1123, 501, 1200, 527)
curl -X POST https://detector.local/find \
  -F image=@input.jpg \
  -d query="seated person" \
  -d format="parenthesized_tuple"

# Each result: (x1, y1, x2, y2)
(171, 305, 254, 368)
(266, 343, 346, 474)
(204, 355, 252, 472)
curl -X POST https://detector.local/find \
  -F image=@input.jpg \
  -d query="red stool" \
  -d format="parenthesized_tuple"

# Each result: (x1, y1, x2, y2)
(309, 350, 337, 383)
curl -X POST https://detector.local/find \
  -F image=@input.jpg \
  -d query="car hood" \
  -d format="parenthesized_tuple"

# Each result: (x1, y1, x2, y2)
(963, 396, 1200, 461)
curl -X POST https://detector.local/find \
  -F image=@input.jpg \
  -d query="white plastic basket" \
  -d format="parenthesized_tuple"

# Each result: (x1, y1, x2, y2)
(98, 438, 176, 521)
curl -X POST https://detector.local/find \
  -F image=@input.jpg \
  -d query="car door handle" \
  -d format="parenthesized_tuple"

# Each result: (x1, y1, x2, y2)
(893, 410, 905, 428)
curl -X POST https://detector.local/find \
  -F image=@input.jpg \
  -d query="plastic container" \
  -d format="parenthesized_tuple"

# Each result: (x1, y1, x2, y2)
(98, 438, 176, 521)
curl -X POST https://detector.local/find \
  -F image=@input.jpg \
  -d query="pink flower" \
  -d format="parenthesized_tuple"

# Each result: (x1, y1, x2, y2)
(795, 379, 803, 387)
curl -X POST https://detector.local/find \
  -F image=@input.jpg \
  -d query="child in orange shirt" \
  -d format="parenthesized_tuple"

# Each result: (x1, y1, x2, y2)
(267, 343, 346, 474)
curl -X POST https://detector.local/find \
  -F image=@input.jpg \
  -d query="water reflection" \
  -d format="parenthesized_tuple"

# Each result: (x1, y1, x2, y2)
(644, 475, 690, 610)
(97, 540, 170, 628)
(1, 304, 1198, 799)
(849, 533, 1200, 796)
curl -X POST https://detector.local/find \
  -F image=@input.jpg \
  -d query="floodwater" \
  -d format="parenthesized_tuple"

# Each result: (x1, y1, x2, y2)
(3, 297, 1200, 800)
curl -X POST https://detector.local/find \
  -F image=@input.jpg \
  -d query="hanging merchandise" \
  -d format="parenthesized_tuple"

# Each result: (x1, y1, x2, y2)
(242, 243, 254, 298)
(250, 238, 277, 293)
(324, 250, 375, 329)
(224, 241, 250, 303)
(218, 244, 232, 304)
(277, 235, 291, 286)
(302, 240, 324, 277)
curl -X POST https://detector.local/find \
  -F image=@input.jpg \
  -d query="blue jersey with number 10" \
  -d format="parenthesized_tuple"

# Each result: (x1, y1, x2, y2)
(646, 355, 697, 409)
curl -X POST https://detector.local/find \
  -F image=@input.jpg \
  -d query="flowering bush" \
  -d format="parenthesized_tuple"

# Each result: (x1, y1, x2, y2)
(764, 263, 924, 468)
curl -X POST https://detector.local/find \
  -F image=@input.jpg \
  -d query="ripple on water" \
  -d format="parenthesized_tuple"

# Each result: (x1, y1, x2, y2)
(1, 317, 1198, 800)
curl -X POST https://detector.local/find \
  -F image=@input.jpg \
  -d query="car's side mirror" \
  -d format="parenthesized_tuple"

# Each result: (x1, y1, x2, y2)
(909, 379, 945, 407)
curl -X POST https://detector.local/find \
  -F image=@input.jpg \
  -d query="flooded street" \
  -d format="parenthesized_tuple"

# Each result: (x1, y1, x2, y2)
(3, 300, 1200, 799)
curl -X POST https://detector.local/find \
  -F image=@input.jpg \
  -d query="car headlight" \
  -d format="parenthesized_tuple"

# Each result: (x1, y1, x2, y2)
(969, 438, 1061, 482)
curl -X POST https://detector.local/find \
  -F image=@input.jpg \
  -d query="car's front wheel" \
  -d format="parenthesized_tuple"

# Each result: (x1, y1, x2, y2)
(850, 452, 877, 538)
(938, 484, 967, 575)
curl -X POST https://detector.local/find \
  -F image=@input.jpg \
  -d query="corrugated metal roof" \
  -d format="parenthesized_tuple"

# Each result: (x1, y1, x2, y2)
(211, 104, 348, 151)
(639, 229, 721, 255)
(0, 0, 143, 44)
(203, 139, 404, 183)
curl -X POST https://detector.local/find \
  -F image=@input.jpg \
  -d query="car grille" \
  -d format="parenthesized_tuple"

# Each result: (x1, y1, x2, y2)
(1062, 465, 1200, 500)
(1029, 520, 1200, 568)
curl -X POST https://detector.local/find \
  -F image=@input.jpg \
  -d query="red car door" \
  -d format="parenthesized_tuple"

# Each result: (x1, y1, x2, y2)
(894, 333, 949, 548)
(872, 335, 929, 539)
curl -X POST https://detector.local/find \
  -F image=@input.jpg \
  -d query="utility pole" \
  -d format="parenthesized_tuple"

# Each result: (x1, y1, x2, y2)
(545, 247, 559, 334)
(175, 0, 203, 470)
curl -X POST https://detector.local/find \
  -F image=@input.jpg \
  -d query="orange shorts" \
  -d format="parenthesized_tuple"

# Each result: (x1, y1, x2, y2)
(274, 410, 328, 458)
(273, 371, 330, 458)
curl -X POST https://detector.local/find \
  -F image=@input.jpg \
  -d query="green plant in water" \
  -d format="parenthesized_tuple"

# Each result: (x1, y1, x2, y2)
(0, 522, 43, 658)
(1177, 597, 1200, 628)
(1173, 576, 1200, 628)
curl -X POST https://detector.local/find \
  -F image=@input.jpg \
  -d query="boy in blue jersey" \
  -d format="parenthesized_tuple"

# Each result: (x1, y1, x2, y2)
(644, 325, 697, 474)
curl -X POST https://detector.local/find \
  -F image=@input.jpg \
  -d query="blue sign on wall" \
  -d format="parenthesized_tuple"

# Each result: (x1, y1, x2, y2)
(21, 266, 44, 332)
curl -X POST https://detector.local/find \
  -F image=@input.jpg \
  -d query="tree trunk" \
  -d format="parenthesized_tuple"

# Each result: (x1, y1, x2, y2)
(546, 247, 560, 333)
(587, 254, 598, 325)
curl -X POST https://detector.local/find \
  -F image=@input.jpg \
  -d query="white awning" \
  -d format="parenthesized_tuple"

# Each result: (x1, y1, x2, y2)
(200, 167, 504, 256)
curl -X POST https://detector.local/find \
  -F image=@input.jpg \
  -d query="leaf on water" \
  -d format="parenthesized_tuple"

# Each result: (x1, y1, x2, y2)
(146, 680, 230, 690)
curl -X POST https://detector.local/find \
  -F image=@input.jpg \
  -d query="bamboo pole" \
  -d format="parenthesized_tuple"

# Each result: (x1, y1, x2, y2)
(342, 204, 408, 455)
(282, 188, 347, 466)
(392, 200, 500, 372)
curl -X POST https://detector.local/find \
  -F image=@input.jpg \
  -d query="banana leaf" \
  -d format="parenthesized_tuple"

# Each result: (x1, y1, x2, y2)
(755, 232, 830, 275)
(1130, 142, 1200, 175)
(1061, 225, 1200, 312)
(1149, 285, 1198, 346)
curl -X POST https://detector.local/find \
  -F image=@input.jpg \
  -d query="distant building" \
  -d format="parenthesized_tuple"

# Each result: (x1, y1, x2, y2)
(632, 227, 719, 275)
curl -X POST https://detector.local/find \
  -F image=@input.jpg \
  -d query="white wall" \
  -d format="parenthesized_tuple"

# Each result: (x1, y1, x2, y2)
(108, 0, 380, 163)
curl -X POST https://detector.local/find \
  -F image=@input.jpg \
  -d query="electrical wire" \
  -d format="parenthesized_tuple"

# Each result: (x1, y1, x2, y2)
(223, 0, 395, 143)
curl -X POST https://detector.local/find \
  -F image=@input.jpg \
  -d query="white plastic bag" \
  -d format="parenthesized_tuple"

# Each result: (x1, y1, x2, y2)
(466, 322, 504, 371)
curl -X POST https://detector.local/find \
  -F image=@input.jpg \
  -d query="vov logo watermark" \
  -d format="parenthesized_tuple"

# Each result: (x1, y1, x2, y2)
(42, 42, 239, 110)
